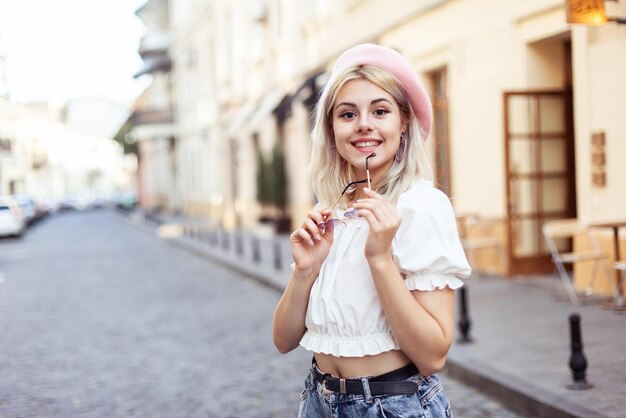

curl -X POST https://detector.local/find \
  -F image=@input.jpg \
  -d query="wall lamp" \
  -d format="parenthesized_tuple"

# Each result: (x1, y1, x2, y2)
(566, 0, 626, 25)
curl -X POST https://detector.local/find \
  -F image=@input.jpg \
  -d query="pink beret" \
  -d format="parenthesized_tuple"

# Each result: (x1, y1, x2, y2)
(331, 43, 433, 138)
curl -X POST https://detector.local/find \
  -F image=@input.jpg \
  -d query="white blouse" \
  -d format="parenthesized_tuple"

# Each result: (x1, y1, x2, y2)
(299, 179, 471, 357)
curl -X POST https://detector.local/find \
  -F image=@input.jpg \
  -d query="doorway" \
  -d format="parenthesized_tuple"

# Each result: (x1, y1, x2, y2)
(504, 90, 576, 274)
(503, 35, 577, 275)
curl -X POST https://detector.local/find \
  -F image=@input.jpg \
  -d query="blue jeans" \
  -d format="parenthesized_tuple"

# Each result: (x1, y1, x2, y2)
(298, 364, 453, 418)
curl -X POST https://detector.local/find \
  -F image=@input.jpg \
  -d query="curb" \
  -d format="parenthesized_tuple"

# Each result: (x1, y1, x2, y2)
(445, 355, 609, 418)
(117, 212, 289, 293)
(168, 234, 287, 293)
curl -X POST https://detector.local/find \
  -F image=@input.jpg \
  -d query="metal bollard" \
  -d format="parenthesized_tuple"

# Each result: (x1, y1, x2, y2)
(222, 229, 231, 251)
(221, 229, 230, 250)
(566, 313, 593, 389)
(251, 236, 261, 263)
(235, 231, 244, 255)
(273, 239, 282, 270)
(457, 286, 473, 343)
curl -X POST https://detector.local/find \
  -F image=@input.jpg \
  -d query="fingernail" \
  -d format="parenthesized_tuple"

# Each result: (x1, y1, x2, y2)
(315, 234, 321, 240)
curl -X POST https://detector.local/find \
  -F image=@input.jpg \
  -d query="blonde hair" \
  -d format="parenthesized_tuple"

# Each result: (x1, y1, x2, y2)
(309, 65, 433, 209)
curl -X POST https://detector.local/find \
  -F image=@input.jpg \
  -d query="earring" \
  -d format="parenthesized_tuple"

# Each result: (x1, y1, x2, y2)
(395, 133, 408, 162)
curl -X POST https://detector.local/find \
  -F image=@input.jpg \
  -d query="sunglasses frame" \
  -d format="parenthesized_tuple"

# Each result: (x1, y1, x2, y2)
(319, 153, 376, 232)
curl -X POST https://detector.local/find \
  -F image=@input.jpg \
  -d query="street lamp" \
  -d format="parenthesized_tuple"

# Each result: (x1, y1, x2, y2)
(566, 0, 626, 25)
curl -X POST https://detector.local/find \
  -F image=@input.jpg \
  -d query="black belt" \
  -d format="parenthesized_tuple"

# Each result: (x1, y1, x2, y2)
(312, 363, 420, 396)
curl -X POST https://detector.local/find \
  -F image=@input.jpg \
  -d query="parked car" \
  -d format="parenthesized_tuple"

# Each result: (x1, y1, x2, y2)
(114, 192, 137, 211)
(12, 194, 38, 225)
(0, 196, 25, 238)
(59, 194, 95, 212)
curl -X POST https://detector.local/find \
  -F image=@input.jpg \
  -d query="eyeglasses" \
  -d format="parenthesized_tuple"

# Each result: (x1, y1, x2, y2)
(319, 153, 376, 233)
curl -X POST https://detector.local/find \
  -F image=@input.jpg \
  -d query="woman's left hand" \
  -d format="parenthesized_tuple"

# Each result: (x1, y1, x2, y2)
(353, 188, 402, 261)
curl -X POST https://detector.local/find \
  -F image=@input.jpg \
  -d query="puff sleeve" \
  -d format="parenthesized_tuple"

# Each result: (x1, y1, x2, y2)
(392, 181, 471, 291)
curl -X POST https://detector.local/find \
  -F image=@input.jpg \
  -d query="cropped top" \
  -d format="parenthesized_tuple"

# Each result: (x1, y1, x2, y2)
(299, 179, 471, 357)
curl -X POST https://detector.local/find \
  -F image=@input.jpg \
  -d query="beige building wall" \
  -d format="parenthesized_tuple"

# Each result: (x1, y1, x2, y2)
(570, 8, 626, 295)
(170, 0, 224, 223)
(573, 22, 626, 222)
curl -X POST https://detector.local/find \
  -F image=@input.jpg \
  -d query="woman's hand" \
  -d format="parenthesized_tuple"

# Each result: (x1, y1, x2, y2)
(290, 209, 334, 273)
(353, 188, 402, 261)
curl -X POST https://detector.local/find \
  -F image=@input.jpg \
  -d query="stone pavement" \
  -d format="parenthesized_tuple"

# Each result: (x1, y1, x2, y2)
(126, 211, 626, 418)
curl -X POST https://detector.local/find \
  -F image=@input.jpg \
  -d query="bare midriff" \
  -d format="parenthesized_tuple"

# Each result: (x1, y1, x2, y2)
(314, 349, 413, 379)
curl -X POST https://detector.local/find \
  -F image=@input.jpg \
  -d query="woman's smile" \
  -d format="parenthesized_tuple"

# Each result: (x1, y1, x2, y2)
(332, 78, 404, 180)
(351, 138, 382, 153)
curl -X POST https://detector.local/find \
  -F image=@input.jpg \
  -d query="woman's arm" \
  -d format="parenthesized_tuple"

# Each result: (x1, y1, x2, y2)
(272, 208, 333, 354)
(354, 188, 455, 375)
(367, 256, 454, 375)
(272, 268, 318, 353)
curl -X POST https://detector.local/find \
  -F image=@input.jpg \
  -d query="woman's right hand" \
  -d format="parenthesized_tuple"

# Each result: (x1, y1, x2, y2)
(290, 209, 334, 273)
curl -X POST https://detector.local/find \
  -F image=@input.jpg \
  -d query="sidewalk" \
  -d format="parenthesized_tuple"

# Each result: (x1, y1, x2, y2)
(123, 211, 625, 418)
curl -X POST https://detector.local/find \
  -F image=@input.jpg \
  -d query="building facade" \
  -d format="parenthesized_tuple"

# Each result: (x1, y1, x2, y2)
(127, 0, 177, 212)
(154, 0, 626, 283)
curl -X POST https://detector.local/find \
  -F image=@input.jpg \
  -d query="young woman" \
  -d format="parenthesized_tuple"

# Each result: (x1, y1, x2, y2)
(273, 44, 471, 418)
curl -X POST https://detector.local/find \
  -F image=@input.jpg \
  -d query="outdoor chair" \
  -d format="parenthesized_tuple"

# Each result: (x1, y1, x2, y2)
(457, 214, 506, 276)
(614, 260, 626, 310)
(542, 218, 613, 305)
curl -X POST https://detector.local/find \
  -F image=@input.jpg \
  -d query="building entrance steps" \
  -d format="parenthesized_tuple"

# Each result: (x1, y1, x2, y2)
(125, 211, 625, 418)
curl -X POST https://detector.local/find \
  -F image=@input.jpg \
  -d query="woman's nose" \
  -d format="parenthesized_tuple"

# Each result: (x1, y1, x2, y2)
(356, 114, 373, 132)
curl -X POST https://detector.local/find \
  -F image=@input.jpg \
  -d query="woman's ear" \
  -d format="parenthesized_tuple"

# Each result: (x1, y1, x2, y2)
(401, 121, 408, 136)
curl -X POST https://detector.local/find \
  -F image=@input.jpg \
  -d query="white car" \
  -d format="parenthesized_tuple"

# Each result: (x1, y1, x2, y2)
(12, 194, 37, 225)
(0, 196, 25, 238)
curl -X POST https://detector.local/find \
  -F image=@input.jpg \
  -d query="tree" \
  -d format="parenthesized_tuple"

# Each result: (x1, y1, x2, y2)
(271, 144, 287, 209)
(256, 151, 271, 205)
(113, 122, 138, 156)
(255, 144, 290, 232)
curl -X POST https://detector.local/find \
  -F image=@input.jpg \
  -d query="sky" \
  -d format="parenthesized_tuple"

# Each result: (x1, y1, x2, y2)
(0, 0, 151, 106)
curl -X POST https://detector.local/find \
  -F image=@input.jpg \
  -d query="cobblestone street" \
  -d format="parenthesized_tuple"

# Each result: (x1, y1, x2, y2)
(0, 211, 525, 417)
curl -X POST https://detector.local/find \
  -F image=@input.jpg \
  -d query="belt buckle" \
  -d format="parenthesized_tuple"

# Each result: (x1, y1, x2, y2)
(321, 373, 347, 394)
(339, 378, 346, 394)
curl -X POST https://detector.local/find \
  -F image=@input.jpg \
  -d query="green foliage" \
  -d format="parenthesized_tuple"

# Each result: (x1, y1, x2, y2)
(255, 144, 288, 209)
(113, 122, 138, 156)
(256, 151, 271, 204)
(272, 145, 287, 208)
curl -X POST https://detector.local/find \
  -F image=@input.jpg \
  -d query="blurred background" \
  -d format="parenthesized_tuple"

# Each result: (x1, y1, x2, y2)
(1, 1, 626, 417)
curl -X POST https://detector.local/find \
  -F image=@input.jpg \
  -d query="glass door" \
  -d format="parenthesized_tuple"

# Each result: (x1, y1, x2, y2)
(504, 90, 576, 275)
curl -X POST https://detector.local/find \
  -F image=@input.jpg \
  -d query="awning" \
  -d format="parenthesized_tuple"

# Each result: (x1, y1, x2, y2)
(249, 90, 287, 130)
(273, 71, 326, 121)
(134, 54, 172, 78)
(293, 70, 326, 99)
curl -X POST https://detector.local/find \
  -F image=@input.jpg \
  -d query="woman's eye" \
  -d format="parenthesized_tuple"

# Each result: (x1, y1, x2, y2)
(374, 109, 389, 116)
(340, 111, 356, 119)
